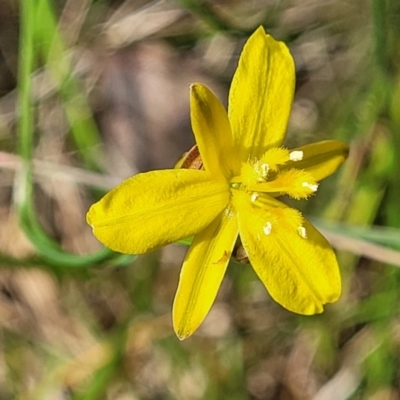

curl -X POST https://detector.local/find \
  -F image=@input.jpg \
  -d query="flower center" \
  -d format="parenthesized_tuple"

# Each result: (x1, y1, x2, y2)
(230, 147, 318, 238)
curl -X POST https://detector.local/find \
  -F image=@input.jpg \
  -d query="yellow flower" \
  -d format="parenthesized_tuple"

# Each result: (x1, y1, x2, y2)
(87, 27, 349, 340)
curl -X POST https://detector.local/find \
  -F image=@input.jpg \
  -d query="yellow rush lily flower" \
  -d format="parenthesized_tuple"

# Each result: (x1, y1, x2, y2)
(87, 26, 349, 340)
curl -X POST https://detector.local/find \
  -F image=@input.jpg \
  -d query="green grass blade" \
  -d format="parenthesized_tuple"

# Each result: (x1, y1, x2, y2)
(15, 0, 125, 269)
(35, 0, 104, 169)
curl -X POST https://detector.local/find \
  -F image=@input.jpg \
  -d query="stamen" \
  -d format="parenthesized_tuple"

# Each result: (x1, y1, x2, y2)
(298, 226, 307, 238)
(261, 163, 269, 177)
(289, 150, 304, 161)
(250, 192, 259, 202)
(302, 182, 319, 192)
(273, 207, 304, 232)
(240, 162, 261, 186)
(250, 169, 319, 199)
(230, 182, 242, 189)
(263, 222, 272, 235)
(224, 207, 234, 218)
(260, 148, 290, 171)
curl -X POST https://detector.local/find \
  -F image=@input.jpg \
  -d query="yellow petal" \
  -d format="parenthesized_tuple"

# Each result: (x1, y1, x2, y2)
(234, 192, 341, 314)
(284, 140, 349, 182)
(87, 169, 229, 254)
(228, 26, 295, 166)
(173, 209, 238, 340)
(190, 84, 236, 178)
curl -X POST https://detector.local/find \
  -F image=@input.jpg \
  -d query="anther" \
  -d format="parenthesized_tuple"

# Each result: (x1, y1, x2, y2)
(298, 226, 307, 238)
(261, 163, 269, 177)
(224, 207, 234, 218)
(230, 182, 242, 189)
(289, 150, 304, 161)
(250, 192, 259, 202)
(263, 222, 272, 235)
(302, 182, 319, 192)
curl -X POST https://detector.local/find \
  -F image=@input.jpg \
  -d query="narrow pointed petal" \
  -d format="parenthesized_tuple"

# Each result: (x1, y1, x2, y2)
(228, 26, 295, 165)
(190, 84, 237, 178)
(87, 169, 229, 254)
(173, 210, 238, 340)
(285, 140, 349, 182)
(234, 193, 341, 314)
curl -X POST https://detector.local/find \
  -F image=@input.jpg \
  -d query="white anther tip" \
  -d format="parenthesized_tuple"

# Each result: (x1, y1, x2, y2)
(289, 150, 304, 161)
(261, 163, 269, 177)
(302, 182, 319, 192)
(251, 192, 259, 202)
(224, 207, 234, 218)
(263, 222, 272, 235)
(298, 226, 307, 238)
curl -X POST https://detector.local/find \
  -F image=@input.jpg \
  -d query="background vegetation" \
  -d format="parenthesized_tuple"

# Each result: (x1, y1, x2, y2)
(1, 0, 400, 398)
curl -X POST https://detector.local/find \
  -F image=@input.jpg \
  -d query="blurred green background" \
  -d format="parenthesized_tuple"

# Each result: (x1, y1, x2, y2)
(1, 0, 400, 399)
